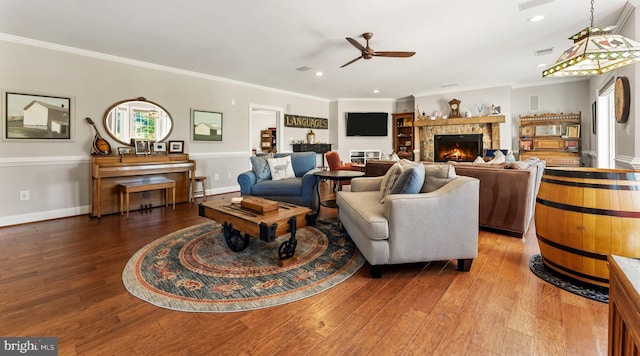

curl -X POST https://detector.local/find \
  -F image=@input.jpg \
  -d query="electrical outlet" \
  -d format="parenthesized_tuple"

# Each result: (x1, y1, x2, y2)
(214, 174, 220, 180)
(19, 190, 30, 201)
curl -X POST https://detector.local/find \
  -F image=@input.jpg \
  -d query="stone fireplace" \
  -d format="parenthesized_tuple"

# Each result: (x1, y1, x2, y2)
(434, 134, 483, 162)
(414, 116, 505, 162)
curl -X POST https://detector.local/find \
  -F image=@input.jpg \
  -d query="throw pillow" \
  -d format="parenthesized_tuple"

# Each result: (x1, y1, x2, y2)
(488, 150, 506, 164)
(473, 156, 485, 164)
(420, 164, 457, 193)
(267, 156, 296, 181)
(378, 163, 403, 203)
(250, 154, 273, 182)
(391, 164, 425, 194)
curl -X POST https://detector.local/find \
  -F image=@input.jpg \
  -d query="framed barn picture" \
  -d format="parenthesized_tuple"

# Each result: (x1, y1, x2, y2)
(4, 91, 72, 140)
(192, 109, 222, 142)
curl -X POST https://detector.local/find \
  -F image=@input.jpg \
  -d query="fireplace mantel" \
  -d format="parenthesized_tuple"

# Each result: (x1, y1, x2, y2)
(416, 115, 505, 161)
(414, 115, 505, 127)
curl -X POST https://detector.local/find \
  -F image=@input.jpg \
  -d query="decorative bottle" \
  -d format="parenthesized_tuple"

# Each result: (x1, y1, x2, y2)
(307, 130, 315, 144)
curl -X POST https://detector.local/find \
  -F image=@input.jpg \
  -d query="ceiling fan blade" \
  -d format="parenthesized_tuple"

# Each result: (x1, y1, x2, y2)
(346, 37, 366, 52)
(340, 56, 362, 68)
(373, 51, 416, 57)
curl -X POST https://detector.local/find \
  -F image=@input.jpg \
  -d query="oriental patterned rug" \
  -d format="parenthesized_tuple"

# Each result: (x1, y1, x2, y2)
(529, 254, 608, 303)
(122, 220, 364, 312)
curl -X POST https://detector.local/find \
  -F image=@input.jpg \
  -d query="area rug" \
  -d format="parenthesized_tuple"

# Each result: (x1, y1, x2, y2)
(122, 219, 364, 312)
(529, 254, 608, 303)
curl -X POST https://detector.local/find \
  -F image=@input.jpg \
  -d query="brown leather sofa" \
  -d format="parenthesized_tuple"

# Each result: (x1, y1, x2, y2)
(447, 159, 545, 237)
(360, 158, 546, 237)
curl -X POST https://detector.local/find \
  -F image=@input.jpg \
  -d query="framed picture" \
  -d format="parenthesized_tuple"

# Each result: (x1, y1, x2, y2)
(192, 109, 222, 141)
(168, 140, 184, 153)
(566, 124, 580, 138)
(153, 142, 167, 153)
(117, 146, 132, 155)
(134, 139, 150, 155)
(4, 91, 72, 140)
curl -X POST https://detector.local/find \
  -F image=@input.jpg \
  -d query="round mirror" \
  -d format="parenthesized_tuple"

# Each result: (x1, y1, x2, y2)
(103, 97, 173, 146)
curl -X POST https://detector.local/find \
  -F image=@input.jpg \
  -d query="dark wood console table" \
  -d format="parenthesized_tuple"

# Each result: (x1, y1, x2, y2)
(90, 154, 195, 217)
(292, 143, 332, 167)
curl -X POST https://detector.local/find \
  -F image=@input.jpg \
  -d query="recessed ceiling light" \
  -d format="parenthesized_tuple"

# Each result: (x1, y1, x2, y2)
(536, 63, 547, 68)
(528, 15, 545, 22)
(373, 89, 380, 94)
(315, 71, 323, 76)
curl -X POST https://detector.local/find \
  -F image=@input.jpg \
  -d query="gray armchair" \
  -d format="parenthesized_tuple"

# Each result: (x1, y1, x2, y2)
(336, 164, 479, 277)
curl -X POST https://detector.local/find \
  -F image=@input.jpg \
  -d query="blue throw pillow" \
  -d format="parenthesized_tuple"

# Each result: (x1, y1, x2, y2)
(390, 164, 425, 195)
(250, 154, 272, 182)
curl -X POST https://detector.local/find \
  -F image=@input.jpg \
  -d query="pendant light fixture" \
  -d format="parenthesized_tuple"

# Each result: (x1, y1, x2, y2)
(542, 0, 640, 77)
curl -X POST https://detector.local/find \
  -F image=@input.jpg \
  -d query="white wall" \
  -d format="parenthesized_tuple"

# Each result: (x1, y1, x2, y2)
(0, 39, 329, 226)
(335, 99, 396, 161)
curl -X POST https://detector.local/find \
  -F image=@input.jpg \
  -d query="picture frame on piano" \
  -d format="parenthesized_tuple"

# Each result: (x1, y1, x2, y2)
(134, 139, 150, 155)
(168, 140, 184, 154)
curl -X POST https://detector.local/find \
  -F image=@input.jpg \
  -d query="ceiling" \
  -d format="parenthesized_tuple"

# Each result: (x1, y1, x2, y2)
(0, 0, 637, 100)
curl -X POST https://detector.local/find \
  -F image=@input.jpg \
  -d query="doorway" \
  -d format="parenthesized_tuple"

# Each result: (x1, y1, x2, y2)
(249, 104, 284, 154)
(596, 81, 616, 169)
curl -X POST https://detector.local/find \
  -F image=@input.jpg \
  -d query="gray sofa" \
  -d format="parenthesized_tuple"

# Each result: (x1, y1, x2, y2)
(237, 152, 319, 210)
(337, 163, 480, 277)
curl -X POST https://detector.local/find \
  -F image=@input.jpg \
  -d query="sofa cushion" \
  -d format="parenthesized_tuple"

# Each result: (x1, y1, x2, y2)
(267, 156, 296, 181)
(250, 177, 303, 196)
(379, 163, 403, 203)
(274, 152, 316, 177)
(391, 163, 425, 194)
(421, 164, 457, 193)
(337, 190, 389, 240)
(250, 154, 273, 182)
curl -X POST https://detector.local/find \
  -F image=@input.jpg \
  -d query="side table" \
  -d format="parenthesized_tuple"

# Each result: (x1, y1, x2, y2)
(314, 170, 365, 209)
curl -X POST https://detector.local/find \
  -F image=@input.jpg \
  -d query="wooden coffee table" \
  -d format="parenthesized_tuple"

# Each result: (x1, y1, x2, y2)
(198, 197, 314, 265)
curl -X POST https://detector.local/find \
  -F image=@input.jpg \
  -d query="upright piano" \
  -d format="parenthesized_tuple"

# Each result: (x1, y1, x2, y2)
(90, 154, 195, 217)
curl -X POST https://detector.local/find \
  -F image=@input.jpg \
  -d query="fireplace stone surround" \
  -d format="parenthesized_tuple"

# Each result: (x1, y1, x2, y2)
(414, 115, 505, 162)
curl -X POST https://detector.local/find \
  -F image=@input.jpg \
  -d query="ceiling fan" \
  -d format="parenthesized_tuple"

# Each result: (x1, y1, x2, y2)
(340, 32, 416, 68)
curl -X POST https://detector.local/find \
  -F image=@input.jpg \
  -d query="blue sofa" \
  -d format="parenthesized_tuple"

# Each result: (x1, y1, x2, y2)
(237, 152, 319, 210)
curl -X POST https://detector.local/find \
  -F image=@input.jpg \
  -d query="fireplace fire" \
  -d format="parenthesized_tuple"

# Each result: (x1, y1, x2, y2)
(434, 134, 483, 162)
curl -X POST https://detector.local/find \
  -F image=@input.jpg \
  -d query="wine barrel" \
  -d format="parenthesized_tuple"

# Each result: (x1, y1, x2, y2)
(535, 167, 640, 288)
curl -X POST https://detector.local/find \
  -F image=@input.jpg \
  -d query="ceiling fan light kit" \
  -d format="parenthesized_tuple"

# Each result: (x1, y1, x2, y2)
(340, 32, 415, 68)
(542, 0, 640, 77)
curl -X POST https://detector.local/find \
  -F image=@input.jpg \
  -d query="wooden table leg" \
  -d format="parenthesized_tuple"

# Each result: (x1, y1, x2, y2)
(126, 191, 130, 218)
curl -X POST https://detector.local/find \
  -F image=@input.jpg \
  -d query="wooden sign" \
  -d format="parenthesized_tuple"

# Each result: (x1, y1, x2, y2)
(284, 114, 328, 129)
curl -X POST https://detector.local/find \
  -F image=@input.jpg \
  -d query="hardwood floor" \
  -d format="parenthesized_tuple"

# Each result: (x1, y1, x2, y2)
(0, 181, 608, 355)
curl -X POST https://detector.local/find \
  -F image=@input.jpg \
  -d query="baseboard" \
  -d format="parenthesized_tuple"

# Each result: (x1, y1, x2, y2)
(0, 185, 241, 228)
(0, 205, 90, 228)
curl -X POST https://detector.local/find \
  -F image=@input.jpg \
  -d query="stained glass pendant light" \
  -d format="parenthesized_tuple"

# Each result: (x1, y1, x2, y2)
(542, 0, 640, 77)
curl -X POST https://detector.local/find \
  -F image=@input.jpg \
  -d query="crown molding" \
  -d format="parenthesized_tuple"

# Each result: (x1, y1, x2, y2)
(0, 33, 330, 103)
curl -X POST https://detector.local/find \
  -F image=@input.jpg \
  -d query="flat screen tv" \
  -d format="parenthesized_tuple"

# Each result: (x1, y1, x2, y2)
(346, 112, 388, 136)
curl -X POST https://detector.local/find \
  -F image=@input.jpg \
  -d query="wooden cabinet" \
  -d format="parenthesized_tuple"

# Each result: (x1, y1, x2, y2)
(349, 150, 381, 165)
(608, 255, 640, 355)
(260, 128, 277, 153)
(519, 113, 581, 167)
(392, 112, 415, 160)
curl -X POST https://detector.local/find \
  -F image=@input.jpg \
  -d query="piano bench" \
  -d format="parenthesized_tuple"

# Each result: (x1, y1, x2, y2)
(119, 178, 176, 217)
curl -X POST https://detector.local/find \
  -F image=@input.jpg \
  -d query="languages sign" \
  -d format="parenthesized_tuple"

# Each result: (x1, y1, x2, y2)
(284, 114, 328, 129)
